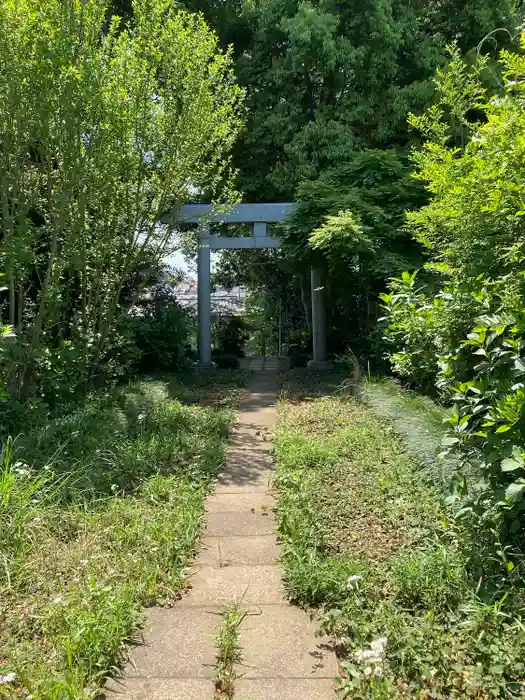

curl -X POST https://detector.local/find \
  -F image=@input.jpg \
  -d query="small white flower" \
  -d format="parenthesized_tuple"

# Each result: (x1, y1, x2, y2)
(0, 672, 17, 684)
(355, 649, 382, 664)
(346, 574, 362, 590)
(374, 666, 383, 677)
(364, 666, 372, 677)
(371, 636, 388, 653)
(14, 463, 30, 476)
(355, 636, 387, 666)
(137, 413, 145, 421)
(79, 559, 88, 565)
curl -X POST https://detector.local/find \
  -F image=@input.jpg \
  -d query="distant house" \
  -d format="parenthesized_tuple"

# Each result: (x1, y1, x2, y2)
(174, 283, 245, 317)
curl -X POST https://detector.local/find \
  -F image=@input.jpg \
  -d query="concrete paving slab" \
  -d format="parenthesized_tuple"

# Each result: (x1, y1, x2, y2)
(215, 468, 274, 492)
(120, 608, 217, 678)
(180, 566, 285, 606)
(104, 678, 215, 699)
(227, 431, 271, 450)
(206, 492, 276, 513)
(205, 510, 276, 537)
(237, 408, 276, 428)
(197, 536, 280, 567)
(194, 537, 221, 566)
(238, 605, 338, 679)
(219, 536, 280, 566)
(214, 479, 273, 494)
(235, 678, 338, 700)
(223, 445, 273, 469)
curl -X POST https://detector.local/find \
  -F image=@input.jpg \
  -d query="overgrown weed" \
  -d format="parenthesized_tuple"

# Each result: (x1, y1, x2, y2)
(275, 374, 525, 698)
(0, 372, 245, 699)
(214, 600, 247, 698)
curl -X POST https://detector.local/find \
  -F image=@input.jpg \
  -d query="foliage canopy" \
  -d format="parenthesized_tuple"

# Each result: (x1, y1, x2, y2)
(0, 0, 243, 401)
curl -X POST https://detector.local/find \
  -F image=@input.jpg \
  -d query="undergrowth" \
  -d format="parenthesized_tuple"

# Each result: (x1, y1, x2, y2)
(0, 372, 245, 699)
(275, 374, 525, 699)
(214, 601, 247, 698)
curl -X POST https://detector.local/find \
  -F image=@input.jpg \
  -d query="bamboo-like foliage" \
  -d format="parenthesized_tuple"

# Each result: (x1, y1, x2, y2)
(0, 0, 244, 398)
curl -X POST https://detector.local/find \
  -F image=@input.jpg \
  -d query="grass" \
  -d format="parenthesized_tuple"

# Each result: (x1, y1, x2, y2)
(0, 371, 246, 699)
(364, 377, 460, 488)
(275, 372, 525, 699)
(214, 601, 247, 698)
(368, 377, 448, 432)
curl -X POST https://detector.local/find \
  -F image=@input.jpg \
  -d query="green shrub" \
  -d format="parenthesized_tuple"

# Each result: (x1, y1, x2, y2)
(126, 284, 191, 372)
(437, 276, 525, 541)
(381, 41, 525, 541)
(213, 316, 248, 358)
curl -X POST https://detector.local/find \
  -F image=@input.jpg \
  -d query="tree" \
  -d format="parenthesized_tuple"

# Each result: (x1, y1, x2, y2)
(231, 0, 518, 201)
(211, 0, 518, 360)
(283, 150, 427, 354)
(0, 0, 244, 400)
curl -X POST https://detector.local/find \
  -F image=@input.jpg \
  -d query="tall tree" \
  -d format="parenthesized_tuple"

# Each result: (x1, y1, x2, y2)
(231, 0, 517, 201)
(0, 0, 244, 399)
(210, 0, 519, 359)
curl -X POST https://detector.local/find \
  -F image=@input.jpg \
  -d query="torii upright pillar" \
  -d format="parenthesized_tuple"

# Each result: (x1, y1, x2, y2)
(197, 225, 213, 367)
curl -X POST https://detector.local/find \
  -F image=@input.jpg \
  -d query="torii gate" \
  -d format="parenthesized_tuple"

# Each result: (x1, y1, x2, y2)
(166, 203, 331, 370)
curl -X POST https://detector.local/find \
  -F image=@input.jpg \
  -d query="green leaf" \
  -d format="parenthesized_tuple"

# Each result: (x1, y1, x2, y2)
(505, 480, 525, 503)
(458, 414, 472, 426)
(495, 424, 512, 433)
(501, 457, 523, 472)
(515, 358, 525, 373)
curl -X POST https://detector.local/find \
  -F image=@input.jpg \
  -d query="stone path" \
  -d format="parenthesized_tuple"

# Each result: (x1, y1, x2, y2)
(105, 372, 337, 700)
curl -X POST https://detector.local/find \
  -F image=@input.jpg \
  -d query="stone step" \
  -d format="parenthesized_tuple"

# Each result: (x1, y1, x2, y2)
(237, 605, 338, 680)
(179, 565, 285, 606)
(112, 608, 217, 680)
(205, 510, 275, 537)
(205, 492, 275, 513)
(236, 679, 337, 700)
(105, 678, 214, 699)
(197, 535, 280, 567)
(214, 472, 274, 494)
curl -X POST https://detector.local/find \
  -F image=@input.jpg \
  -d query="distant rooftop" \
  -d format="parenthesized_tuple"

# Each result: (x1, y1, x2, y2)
(174, 283, 245, 315)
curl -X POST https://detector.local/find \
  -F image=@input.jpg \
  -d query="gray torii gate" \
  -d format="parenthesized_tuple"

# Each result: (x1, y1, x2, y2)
(171, 203, 331, 370)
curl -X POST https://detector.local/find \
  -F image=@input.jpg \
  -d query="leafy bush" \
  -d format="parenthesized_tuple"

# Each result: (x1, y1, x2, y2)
(126, 284, 191, 372)
(380, 271, 482, 392)
(381, 41, 525, 539)
(213, 316, 248, 358)
(437, 277, 525, 540)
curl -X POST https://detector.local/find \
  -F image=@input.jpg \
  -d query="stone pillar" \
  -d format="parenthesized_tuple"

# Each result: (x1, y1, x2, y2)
(307, 266, 333, 371)
(197, 226, 214, 368)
